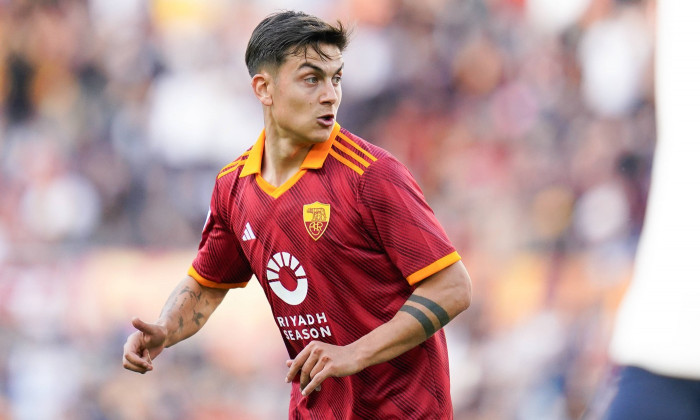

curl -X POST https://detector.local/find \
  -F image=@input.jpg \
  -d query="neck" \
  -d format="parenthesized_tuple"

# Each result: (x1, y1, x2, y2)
(261, 124, 313, 188)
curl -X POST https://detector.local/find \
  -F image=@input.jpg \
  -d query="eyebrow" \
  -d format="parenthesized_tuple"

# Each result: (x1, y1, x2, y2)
(298, 62, 344, 75)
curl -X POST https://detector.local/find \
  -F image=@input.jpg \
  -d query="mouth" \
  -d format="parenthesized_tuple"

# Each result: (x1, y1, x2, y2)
(317, 114, 335, 127)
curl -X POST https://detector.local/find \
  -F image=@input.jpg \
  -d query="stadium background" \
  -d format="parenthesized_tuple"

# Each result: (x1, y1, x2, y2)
(0, 0, 655, 419)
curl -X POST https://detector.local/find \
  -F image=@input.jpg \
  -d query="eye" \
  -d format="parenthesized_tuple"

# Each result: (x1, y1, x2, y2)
(304, 76, 318, 84)
(332, 75, 342, 85)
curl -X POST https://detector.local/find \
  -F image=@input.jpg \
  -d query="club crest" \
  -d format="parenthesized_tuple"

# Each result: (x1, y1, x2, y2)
(303, 202, 330, 241)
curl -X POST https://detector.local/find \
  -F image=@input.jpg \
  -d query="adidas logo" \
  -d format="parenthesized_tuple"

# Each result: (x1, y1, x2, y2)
(242, 222, 256, 241)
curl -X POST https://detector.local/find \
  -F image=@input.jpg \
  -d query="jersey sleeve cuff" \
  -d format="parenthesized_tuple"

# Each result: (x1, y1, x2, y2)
(406, 251, 462, 285)
(188, 265, 249, 289)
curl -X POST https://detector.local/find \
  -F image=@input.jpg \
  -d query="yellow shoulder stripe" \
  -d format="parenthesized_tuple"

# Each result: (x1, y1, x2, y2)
(337, 132, 377, 162)
(329, 149, 364, 175)
(218, 152, 250, 179)
(332, 142, 370, 168)
(222, 151, 250, 169)
(218, 160, 245, 179)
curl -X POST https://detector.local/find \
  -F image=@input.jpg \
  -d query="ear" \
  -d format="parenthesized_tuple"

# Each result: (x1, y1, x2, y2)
(251, 72, 273, 106)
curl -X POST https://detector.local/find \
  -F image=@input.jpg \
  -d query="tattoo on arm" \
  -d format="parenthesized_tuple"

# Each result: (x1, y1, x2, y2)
(399, 305, 436, 337)
(181, 287, 202, 301)
(179, 286, 205, 326)
(399, 295, 452, 338)
(161, 284, 206, 334)
(178, 286, 201, 309)
(408, 295, 451, 328)
(192, 312, 205, 327)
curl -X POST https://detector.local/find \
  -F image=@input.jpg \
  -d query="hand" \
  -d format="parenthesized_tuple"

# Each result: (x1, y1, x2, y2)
(285, 341, 363, 396)
(122, 317, 167, 374)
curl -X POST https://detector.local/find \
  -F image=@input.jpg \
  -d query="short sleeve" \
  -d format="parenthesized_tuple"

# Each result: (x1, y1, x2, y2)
(357, 157, 461, 285)
(189, 179, 253, 289)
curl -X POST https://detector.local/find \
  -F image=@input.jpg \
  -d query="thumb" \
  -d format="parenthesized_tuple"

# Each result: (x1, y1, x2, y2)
(132, 317, 159, 336)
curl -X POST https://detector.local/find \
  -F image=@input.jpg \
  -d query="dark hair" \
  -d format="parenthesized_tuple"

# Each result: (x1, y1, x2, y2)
(245, 11, 349, 77)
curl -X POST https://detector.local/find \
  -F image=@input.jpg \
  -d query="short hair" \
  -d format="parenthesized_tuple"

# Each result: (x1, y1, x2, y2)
(245, 11, 349, 77)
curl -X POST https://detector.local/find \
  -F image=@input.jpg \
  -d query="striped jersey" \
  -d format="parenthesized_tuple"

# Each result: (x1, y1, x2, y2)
(189, 123, 461, 419)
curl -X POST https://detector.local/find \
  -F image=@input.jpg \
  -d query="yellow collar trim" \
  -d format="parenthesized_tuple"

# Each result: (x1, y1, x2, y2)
(239, 122, 341, 178)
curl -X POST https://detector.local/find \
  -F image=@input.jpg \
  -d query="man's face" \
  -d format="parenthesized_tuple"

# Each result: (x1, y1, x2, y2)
(267, 43, 343, 144)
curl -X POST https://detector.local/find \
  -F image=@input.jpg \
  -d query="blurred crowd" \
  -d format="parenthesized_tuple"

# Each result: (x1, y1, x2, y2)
(0, 0, 656, 419)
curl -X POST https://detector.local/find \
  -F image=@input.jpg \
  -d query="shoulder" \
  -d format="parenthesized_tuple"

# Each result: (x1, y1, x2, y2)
(340, 130, 412, 180)
(332, 128, 420, 199)
(336, 128, 391, 162)
(215, 148, 253, 184)
(327, 128, 398, 176)
(217, 148, 252, 179)
(208, 148, 254, 210)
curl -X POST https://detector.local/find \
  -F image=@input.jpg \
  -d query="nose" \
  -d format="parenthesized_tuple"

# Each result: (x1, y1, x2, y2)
(319, 79, 339, 105)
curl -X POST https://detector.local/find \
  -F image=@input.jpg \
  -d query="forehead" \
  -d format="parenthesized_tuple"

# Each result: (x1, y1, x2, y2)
(282, 44, 343, 72)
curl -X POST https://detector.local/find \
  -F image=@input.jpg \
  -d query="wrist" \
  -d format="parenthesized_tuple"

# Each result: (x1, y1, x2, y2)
(155, 320, 174, 347)
(348, 338, 372, 371)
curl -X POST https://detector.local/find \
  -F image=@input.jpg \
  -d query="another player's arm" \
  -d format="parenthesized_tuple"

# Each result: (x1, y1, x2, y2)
(286, 260, 471, 395)
(122, 275, 228, 373)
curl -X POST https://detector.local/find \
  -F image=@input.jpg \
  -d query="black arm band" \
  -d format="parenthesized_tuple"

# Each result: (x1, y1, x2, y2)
(399, 305, 436, 337)
(408, 295, 451, 328)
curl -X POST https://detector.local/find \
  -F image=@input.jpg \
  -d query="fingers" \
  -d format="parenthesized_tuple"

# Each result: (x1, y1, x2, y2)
(308, 355, 326, 384)
(285, 345, 310, 383)
(302, 368, 328, 396)
(122, 317, 169, 375)
(298, 348, 322, 391)
(285, 342, 330, 396)
(122, 331, 153, 374)
(130, 318, 167, 354)
(122, 342, 153, 373)
(122, 352, 152, 373)
(285, 345, 313, 384)
(301, 356, 328, 396)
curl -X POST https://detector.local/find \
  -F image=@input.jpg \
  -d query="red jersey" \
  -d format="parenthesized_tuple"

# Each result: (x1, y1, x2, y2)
(190, 123, 461, 419)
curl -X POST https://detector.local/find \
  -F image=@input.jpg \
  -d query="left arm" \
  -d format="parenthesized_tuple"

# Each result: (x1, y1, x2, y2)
(285, 260, 471, 396)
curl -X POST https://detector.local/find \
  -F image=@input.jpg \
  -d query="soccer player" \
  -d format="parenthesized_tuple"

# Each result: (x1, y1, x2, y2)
(122, 10, 471, 418)
(603, 1, 700, 419)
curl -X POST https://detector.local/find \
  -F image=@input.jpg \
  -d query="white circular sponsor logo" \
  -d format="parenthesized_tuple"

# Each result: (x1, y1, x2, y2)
(266, 252, 308, 305)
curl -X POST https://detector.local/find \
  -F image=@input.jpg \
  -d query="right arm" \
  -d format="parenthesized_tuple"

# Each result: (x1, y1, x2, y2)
(122, 275, 228, 373)
(123, 168, 250, 373)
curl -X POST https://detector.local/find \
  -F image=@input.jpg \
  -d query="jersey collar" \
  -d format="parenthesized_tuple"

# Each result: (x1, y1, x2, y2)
(239, 122, 341, 178)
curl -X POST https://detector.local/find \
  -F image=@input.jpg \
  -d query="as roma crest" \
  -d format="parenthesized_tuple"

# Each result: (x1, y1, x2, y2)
(303, 202, 330, 241)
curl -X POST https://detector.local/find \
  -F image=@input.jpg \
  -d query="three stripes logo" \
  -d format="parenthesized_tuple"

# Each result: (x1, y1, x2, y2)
(242, 222, 256, 241)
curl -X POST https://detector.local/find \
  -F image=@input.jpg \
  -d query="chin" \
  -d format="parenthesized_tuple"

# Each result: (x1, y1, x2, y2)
(308, 126, 333, 143)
